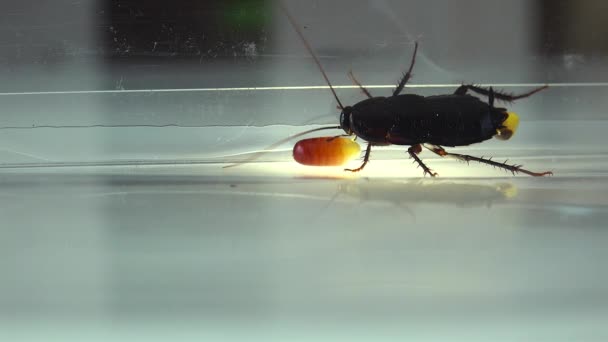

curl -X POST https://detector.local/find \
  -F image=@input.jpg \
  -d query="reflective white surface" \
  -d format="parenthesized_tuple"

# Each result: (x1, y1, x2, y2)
(1, 164, 608, 340)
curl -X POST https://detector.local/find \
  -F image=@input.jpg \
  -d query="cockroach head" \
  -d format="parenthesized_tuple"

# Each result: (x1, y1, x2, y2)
(340, 106, 353, 134)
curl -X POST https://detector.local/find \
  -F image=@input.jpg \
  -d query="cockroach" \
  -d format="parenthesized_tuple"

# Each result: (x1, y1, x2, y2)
(275, 3, 552, 177)
(226, 4, 552, 177)
(293, 136, 361, 166)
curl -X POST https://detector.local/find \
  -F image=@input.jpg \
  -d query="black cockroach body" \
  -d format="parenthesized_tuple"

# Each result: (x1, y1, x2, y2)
(343, 92, 513, 148)
(271, 4, 552, 177)
(338, 72, 551, 176)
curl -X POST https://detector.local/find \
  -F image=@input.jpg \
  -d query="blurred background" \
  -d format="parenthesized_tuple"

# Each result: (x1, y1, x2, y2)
(1, 0, 607, 340)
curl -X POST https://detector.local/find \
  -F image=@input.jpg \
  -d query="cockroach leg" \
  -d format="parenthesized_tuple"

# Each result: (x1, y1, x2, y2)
(423, 144, 553, 177)
(345, 142, 372, 172)
(422, 143, 447, 156)
(408, 144, 437, 177)
(393, 42, 418, 96)
(453, 84, 548, 102)
(348, 70, 373, 99)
